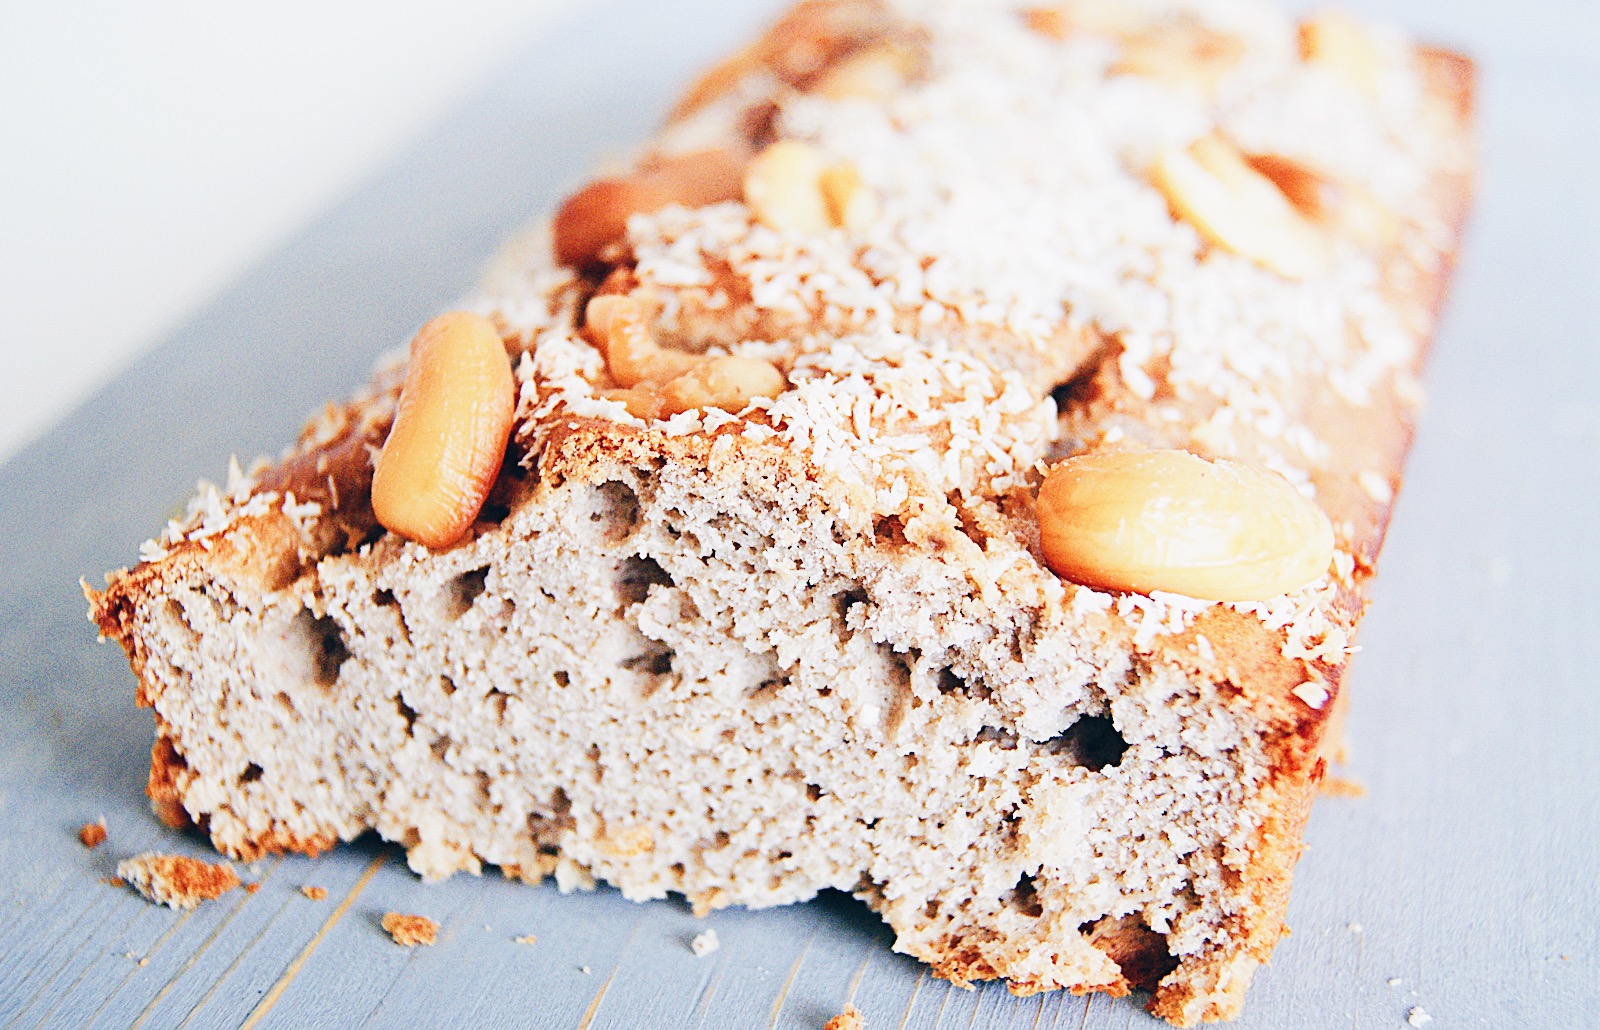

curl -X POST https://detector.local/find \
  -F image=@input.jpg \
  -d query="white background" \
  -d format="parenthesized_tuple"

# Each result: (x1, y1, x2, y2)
(0, 0, 582, 464)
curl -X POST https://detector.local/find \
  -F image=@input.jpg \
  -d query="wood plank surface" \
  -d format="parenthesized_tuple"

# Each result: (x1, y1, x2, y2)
(1, 0, 1595, 1027)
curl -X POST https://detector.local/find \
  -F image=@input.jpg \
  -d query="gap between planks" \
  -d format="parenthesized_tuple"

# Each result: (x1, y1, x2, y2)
(237, 852, 387, 1030)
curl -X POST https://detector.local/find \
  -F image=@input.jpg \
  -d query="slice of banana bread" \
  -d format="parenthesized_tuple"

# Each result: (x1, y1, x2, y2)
(88, 0, 1473, 1023)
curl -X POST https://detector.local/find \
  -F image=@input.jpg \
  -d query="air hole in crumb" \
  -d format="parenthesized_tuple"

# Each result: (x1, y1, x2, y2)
(622, 646, 674, 677)
(873, 515, 906, 545)
(445, 567, 489, 619)
(588, 480, 642, 542)
(240, 763, 263, 784)
(974, 726, 1019, 750)
(431, 737, 452, 762)
(440, 676, 458, 697)
(374, 589, 399, 608)
(1080, 914, 1180, 990)
(1046, 715, 1129, 770)
(834, 588, 866, 626)
(487, 689, 509, 720)
(1009, 873, 1045, 919)
(805, 783, 824, 802)
(745, 678, 785, 703)
(290, 611, 350, 689)
(396, 696, 418, 734)
(924, 898, 941, 919)
(615, 555, 674, 606)
(276, 692, 294, 711)
(720, 728, 736, 744)
(713, 831, 731, 849)
(553, 670, 571, 689)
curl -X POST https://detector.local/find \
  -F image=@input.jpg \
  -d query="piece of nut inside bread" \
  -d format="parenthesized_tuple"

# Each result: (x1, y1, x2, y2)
(87, 0, 1473, 1024)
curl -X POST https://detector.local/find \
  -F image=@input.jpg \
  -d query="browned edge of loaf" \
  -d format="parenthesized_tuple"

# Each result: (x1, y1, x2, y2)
(85, 4, 1477, 1024)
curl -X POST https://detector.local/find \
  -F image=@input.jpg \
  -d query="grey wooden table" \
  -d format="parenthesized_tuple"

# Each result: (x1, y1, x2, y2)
(2, 1, 1596, 1027)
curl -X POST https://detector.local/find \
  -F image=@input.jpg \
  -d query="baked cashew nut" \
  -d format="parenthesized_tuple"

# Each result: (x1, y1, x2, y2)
(553, 147, 748, 268)
(745, 141, 877, 235)
(586, 295, 787, 418)
(658, 356, 789, 417)
(1037, 449, 1335, 600)
(372, 312, 516, 549)
(1153, 135, 1330, 279)
(585, 295, 702, 387)
(1299, 10, 1383, 100)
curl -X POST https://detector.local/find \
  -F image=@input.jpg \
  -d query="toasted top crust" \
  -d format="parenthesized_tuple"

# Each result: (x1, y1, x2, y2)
(110, 0, 1471, 720)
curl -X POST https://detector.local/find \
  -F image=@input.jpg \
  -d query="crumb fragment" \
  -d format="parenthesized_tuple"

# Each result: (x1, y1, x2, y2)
(515, 934, 538, 945)
(301, 885, 328, 901)
(825, 1005, 865, 1030)
(1406, 1006, 1432, 1026)
(1348, 922, 1363, 934)
(1321, 776, 1368, 797)
(691, 928, 720, 957)
(381, 912, 438, 947)
(580, 965, 592, 974)
(79, 820, 108, 849)
(1387, 977, 1403, 987)
(244, 882, 260, 894)
(116, 852, 241, 910)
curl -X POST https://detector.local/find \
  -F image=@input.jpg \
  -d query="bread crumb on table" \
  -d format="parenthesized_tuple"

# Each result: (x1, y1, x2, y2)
(244, 882, 260, 894)
(691, 928, 720, 957)
(825, 1004, 865, 1030)
(116, 852, 241, 910)
(381, 912, 438, 947)
(301, 885, 328, 901)
(78, 820, 108, 849)
(515, 934, 537, 945)
(1406, 1007, 1432, 1027)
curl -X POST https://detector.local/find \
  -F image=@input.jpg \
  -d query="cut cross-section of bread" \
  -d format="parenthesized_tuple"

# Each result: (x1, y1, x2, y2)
(86, 0, 1473, 1024)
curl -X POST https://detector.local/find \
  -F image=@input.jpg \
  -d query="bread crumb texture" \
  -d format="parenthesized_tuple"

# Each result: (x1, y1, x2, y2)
(381, 912, 439, 947)
(79, 820, 108, 849)
(87, 0, 1472, 1024)
(825, 1004, 865, 1030)
(691, 928, 721, 957)
(301, 884, 328, 900)
(116, 852, 241, 910)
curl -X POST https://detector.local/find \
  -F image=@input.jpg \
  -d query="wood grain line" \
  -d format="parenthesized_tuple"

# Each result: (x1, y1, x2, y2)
(25, 893, 142, 1028)
(79, 908, 197, 1028)
(575, 915, 646, 1030)
(0, 882, 124, 1023)
(174, 890, 296, 1028)
(237, 852, 386, 1030)
(896, 970, 927, 1030)
(126, 871, 268, 1030)
(692, 966, 723, 1024)
(844, 951, 871, 1004)
(930, 979, 953, 1029)
(766, 932, 814, 1028)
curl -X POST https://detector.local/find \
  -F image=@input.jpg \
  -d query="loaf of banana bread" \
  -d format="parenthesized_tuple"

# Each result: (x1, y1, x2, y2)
(88, 0, 1473, 1023)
